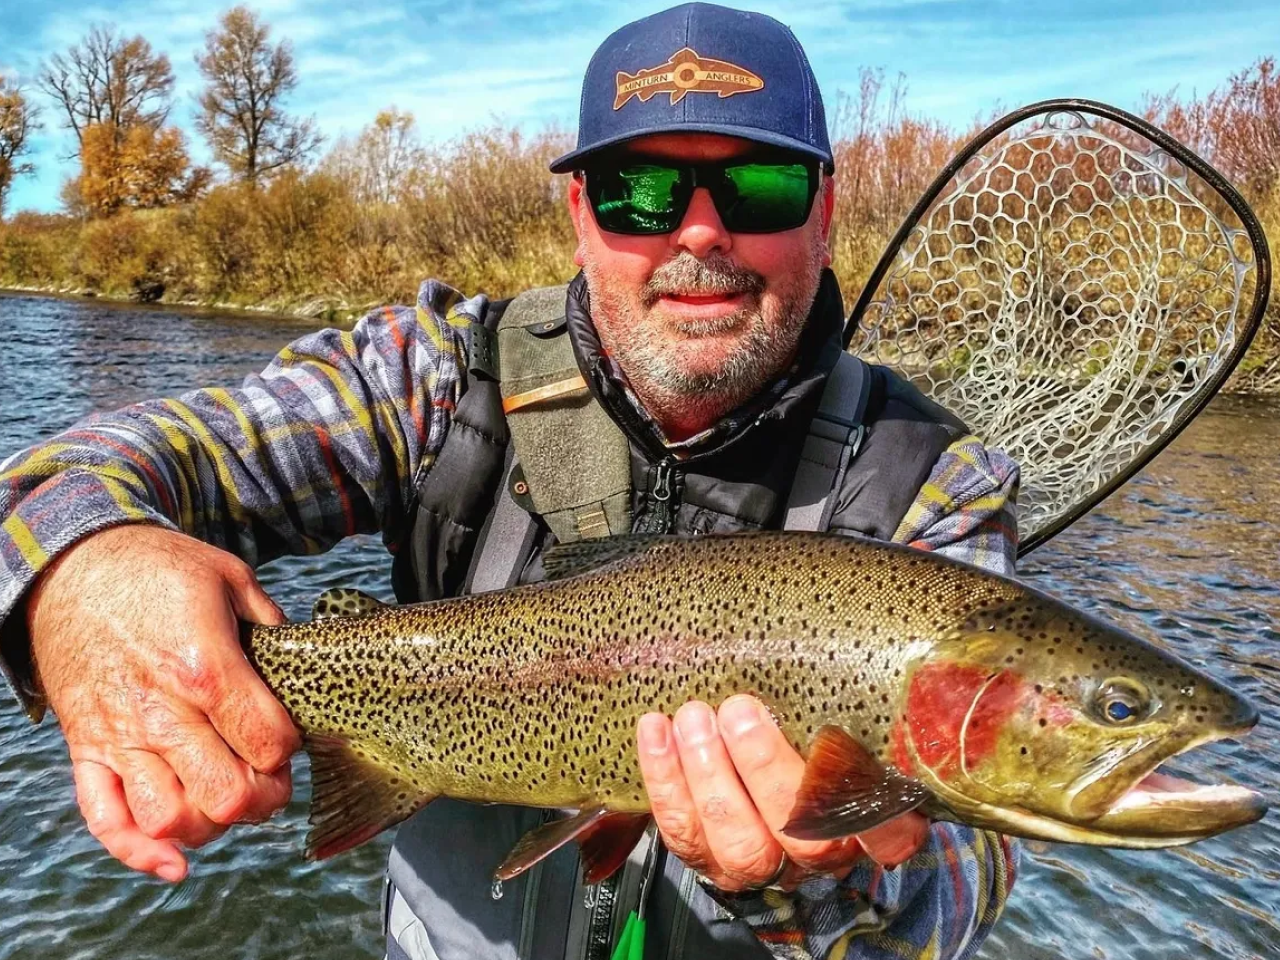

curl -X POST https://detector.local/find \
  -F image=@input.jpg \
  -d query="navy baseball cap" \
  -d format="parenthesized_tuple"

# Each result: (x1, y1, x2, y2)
(550, 3, 833, 173)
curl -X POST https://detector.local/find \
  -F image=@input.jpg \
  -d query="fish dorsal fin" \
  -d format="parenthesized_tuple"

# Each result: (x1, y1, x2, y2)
(494, 806, 651, 882)
(782, 726, 930, 841)
(312, 588, 386, 621)
(540, 535, 676, 582)
(303, 734, 435, 859)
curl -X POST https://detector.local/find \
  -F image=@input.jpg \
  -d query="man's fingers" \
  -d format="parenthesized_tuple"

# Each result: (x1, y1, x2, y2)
(161, 722, 291, 826)
(119, 749, 226, 848)
(183, 587, 300, 775)
(718, 696, 864, 875)
(225, 566, 287, 627)
(670, 701, 782, 888)
(636, 713, 713, 874)
(73, 759, 187, 882)
(855, 813, 930, 868)
(204, 652, 301, 776)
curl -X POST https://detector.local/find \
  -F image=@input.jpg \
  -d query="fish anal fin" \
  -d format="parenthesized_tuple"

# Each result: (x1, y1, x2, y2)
(312, 587, 387, 621)
(496, 806, 612, 880)
(579, 814, 652, 883)
(304, 734, 434, 860)
(540, 535, 678, 582)
(782, 726, 929, 841)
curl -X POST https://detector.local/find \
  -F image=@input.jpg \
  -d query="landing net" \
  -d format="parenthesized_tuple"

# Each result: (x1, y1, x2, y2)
(847, 100, 1271, 555)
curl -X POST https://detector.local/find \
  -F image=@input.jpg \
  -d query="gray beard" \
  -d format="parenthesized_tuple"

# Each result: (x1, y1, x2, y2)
(584, 250, 824, 421)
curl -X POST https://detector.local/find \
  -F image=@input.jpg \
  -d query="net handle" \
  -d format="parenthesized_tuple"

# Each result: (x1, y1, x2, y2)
(843, 97, 1273, 557)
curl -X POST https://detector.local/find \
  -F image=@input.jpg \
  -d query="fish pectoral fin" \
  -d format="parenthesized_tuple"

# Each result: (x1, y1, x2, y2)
(311, 587, 387, 621)
(303, 734, 435, 860)
(495, 807, 651, 882)
(782, 726, 930, 841)
(540, 535, 680, 581)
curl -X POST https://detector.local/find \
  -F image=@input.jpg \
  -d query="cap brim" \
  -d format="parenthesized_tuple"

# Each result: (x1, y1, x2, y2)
(549, 124, 834, 173)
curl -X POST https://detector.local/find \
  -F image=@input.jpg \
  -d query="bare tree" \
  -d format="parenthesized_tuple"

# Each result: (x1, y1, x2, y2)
(37, 25, 173, 149)
(324, 108, 424, 204)
(195, 5, 321, 184)
(0, 78, 39, 217)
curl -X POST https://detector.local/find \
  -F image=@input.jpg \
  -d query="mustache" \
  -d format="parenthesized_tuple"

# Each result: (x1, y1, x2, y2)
(641, 254, 765, 306)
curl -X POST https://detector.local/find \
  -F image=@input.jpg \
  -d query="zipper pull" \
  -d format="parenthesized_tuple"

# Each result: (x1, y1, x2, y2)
(637, 457, 678, 534)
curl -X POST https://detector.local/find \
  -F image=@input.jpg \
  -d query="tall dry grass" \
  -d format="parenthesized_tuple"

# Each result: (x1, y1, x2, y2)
(0, 62, 1275, 388)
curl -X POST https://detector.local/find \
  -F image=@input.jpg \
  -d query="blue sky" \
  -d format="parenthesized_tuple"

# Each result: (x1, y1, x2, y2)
(1, 0, 1276, 213)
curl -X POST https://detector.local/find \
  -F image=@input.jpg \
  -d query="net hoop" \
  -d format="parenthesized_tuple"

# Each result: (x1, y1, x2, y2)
(846, 99, 1271, 556)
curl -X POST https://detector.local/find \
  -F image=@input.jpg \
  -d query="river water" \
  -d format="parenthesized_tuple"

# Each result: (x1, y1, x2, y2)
(0, 293, 1275, 959)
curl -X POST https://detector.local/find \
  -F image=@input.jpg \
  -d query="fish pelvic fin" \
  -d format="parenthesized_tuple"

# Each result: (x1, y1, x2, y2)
(580, 813, 652, 883)
(782, 726, 930, 841)
(312, 587, 387, 621)
(495, 806, 651, 883)
(303, 734, 435, 860)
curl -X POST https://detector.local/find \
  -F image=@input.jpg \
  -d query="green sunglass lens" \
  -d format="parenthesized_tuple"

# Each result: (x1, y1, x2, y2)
(721, 163, 813, 231)
(592, 165, 682, 233)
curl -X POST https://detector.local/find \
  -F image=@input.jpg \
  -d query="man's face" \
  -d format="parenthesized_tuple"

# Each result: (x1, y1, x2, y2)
(567, 133, 835, 429)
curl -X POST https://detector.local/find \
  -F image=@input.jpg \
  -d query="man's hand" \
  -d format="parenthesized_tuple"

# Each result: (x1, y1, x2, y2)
(637, 695, 928, 892)
(27, 525, 301, 882)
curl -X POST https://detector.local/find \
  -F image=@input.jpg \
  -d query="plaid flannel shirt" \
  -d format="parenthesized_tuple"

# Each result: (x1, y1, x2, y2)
(0, 279, 1020, 960)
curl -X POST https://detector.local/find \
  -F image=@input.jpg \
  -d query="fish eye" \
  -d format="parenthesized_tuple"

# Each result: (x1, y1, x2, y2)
(1094, 678, 1150, 726)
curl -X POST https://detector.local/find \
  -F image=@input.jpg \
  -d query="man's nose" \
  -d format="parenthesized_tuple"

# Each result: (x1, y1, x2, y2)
(671, 187, 732, 258)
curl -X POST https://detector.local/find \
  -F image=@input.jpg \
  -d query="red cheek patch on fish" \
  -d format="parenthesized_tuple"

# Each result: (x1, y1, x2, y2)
(903, 663, 1027, 778)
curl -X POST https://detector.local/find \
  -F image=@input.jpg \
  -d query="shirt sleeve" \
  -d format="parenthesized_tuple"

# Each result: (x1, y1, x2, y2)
(0, 280, 485, 720)
(709, 435, 1022, 960)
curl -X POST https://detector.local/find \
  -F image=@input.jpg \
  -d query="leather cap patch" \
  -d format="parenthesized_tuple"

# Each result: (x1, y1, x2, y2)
(614, 47, 764, 109)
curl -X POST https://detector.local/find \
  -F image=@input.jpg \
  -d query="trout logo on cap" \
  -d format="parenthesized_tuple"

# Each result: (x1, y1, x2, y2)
(614, 47, 764, 110)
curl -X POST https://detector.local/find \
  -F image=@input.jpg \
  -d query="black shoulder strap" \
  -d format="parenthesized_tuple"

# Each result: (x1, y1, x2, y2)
(390, 298, 517, 603)
(825, 364, 967, 541)
(782, 351, 871, 531)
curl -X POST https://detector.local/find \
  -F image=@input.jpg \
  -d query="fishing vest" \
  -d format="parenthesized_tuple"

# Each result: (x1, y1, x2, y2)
(384, 275, 967, 960)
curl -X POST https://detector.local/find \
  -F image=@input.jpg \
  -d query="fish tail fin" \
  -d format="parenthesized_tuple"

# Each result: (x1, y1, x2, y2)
(303, 734, 435, 860)
(495, 806, 651, 882)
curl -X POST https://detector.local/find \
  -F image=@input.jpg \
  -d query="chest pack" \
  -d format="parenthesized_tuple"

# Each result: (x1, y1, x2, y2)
(391, 283, 964, 606)
(385, 283, 966, 960)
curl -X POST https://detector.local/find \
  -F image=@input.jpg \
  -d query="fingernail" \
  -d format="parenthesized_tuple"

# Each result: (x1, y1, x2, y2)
(674, 704, 716, 747)
(637, 715, 670, 756)
(721, 696, 762, 738)
(157, 861, 186, 883)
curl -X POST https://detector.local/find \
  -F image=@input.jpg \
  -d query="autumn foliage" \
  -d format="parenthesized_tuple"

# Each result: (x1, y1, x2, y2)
(73, 122, 208, 215)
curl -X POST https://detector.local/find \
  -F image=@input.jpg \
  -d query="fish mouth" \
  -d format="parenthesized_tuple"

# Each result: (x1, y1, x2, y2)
(922, 723, 1267, 848)
(1016, 731, 1265, 848)
(1084, 754, 1267, 844)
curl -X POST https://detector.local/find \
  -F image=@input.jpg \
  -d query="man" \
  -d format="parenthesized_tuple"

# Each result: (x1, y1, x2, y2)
(0, 4, 1019, 958)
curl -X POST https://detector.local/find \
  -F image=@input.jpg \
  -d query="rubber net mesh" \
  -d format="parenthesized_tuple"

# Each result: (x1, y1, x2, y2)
(849, 106, 1263, 550)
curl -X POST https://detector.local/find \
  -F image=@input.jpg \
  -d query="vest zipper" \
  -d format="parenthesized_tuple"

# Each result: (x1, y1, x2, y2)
(637, 456, 679, 534)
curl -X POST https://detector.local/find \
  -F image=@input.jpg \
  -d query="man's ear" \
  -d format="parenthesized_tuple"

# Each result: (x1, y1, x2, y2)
(568, 174, 589, 268)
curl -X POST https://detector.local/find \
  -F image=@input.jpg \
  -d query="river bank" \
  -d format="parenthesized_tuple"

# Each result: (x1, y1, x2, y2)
(0, 281, 372, 325)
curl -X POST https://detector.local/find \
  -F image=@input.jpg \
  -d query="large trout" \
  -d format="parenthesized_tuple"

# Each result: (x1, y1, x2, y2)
(242, 532, 1265, 882)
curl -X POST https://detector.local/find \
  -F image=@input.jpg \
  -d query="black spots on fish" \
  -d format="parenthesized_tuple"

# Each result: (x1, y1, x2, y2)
(1020, 747, 1028, 756)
